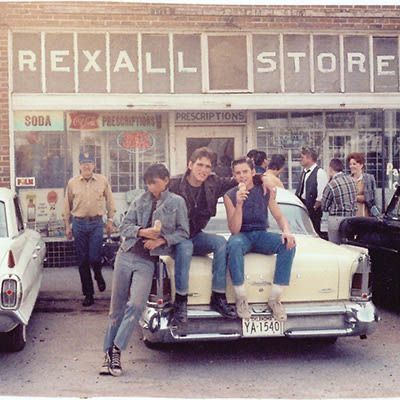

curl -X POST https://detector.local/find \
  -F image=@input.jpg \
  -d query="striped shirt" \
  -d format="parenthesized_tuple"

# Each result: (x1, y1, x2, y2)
(321, 172, 357, 217)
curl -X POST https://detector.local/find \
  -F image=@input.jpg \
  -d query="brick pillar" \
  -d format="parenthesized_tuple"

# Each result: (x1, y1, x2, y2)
(0, 26, 10, 188)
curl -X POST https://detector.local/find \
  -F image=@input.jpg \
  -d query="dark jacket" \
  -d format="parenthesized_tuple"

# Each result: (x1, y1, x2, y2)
(169, 171, 236, 235)
(296, 166, 319, 211)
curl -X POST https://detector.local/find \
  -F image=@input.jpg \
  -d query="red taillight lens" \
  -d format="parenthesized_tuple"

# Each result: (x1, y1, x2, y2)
(8, 251, 15, 268)
(1, 279, 17, 308)
(352, 273, 363, 290)
(351, 272, 372, 299)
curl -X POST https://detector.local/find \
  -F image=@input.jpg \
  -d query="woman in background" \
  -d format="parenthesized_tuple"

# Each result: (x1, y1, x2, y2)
(347, 152, 380, 217)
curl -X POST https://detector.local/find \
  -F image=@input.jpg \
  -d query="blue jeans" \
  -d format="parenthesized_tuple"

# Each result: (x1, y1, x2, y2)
(103, 250, 155, 352)
(227, 231, 296, 286)
(72, 217, 104, 296)
(174, 232, 227, 295)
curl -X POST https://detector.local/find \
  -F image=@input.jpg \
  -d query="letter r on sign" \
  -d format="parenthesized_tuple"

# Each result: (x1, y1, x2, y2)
(18, 50, 37, 72)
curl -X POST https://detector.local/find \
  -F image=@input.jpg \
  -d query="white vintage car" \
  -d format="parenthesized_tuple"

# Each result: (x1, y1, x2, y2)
(0, 188, 45, 352)
(141, 188, 379, 346)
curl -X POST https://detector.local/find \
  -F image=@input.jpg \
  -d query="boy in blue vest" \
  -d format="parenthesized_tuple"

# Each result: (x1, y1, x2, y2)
(224, 157, 296, 321)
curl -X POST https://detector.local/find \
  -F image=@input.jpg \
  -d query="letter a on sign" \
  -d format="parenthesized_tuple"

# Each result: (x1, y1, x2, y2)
(114, 51, 135, 72)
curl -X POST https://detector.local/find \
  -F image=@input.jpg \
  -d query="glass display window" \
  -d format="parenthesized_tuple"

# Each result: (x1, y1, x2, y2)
(256, 110, 393, 192)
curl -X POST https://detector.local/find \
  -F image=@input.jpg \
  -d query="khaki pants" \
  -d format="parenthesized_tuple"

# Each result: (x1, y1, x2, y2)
(327, 216, 347, 245)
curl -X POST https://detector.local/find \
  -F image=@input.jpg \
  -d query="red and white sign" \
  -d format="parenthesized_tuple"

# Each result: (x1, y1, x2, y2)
(68, 112, 99, 130)
(16, 177, 36, 187)
(117, 131, 154, 152)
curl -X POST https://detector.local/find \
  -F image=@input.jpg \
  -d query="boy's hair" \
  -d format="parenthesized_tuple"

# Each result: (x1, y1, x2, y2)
(329, 158, 344, 172)
(143, 163, 170, 183)
(268, 154, 285, 171)
(231, 157, 255, 171)
(254, 150, 267, 166)
(301, 146, 318, 162)
(246, 149, 258, 160)
(188, 146, 215, 164)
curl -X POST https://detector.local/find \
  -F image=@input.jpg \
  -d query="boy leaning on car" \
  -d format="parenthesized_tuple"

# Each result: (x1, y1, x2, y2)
(168, 147, 238, 325)
(224, 157, 296, 321)
(100, 164, 189, 377)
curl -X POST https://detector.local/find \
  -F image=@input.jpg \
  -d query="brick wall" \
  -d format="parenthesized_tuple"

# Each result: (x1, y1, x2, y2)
(1, 2, 400, 187)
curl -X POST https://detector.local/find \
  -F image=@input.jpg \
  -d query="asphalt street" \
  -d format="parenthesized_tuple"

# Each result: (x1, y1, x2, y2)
(1, 266, 400, 398)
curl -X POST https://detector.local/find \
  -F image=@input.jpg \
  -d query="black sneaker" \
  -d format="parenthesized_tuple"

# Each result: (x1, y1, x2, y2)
(109, 345, 122, 377)
(94, 270, 106, 292)
(99, 352, 111, 375)
(210, 292, 237, 319)
(82, 295, 94, 307)
(170, 295, 188, 326)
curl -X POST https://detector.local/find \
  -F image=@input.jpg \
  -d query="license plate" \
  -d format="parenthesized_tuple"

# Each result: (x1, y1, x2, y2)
(242, 315, 284, 337)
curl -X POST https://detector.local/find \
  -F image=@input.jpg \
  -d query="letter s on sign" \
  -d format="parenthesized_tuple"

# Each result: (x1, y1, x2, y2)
(256, 52, 277, 73)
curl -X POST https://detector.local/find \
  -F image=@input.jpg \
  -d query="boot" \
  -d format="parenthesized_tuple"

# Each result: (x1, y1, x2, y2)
(210, 292, 237, 319)
(170, 294, 188, 326)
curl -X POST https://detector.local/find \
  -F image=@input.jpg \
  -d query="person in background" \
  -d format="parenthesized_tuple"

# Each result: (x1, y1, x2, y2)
(224, 157, 296, 321)
(101, 164, 189, 377)
(63, 152, 116, 307)
(246, 149, 259, 162)
(253, 151, 268, 174)
(169, 147, 237, 326)
(263, 154, 285, 189)
(295, 147, 329, 237)
(347, 152, 380, 217)
(321, 159, 357, 244)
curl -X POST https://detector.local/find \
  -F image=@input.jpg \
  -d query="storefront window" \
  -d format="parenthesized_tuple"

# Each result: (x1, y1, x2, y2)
(107, 113, 167, 192)
(14, 111, 71, 238)
(15, 130, 71, 189)
(256, 110, 392, 192)
(256, 112, 324, 190)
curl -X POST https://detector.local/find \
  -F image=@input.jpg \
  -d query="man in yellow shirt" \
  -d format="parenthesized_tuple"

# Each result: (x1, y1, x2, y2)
(64, 152, 116, 306)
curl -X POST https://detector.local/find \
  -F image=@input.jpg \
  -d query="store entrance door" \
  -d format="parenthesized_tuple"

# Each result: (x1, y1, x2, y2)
(174, 126, 244, 176)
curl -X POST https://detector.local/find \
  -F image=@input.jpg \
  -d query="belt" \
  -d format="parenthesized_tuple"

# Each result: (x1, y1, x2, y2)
(73, 215, 102, 221)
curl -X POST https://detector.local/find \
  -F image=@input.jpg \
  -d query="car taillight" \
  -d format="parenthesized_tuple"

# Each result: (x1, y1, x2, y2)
(1, 279, 18, 308)
(351, 254, 372, 300)
(8, 251, 15, 268)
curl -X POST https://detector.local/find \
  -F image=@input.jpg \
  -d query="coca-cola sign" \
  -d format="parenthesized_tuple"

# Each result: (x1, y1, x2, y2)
(69, 112, 99, 130)
(117, 131, 154, 153)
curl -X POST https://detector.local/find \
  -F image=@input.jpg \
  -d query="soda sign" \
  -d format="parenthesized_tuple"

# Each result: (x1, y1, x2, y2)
(117, 131, 154, 153)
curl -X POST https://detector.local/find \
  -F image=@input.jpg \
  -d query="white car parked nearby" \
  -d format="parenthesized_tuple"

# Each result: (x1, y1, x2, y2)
(0, 188, 46, 352)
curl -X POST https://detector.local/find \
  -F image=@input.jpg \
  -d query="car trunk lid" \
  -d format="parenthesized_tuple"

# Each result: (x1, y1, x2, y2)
(165, 235, 340, 305)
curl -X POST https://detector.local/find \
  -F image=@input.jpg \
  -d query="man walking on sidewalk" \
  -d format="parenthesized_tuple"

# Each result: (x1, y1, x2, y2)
(63, 152, 116, 307)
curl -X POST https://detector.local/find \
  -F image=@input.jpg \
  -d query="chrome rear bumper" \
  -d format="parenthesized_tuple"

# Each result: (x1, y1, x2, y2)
(140, 300, 379, 344)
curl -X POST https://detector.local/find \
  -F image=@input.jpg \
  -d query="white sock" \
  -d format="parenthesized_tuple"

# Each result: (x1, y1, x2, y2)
(269, 284, 284, 300)
(233, 284, 247, 299)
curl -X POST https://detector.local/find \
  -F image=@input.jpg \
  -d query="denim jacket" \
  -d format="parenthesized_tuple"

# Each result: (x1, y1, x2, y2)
(119, 189, 189, 256)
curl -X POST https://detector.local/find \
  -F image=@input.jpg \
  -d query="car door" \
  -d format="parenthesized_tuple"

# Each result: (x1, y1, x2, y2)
(11, 197, 44, 321)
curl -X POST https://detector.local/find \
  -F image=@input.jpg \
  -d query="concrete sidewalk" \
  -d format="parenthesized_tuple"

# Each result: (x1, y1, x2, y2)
(36, 266, 113, 312)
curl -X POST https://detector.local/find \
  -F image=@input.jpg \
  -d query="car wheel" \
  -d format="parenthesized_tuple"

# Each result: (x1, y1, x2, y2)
(1, 324, 27, 352)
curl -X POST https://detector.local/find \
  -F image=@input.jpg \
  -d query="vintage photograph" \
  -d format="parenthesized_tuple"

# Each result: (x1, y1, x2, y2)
(0, 0, 400, 398)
